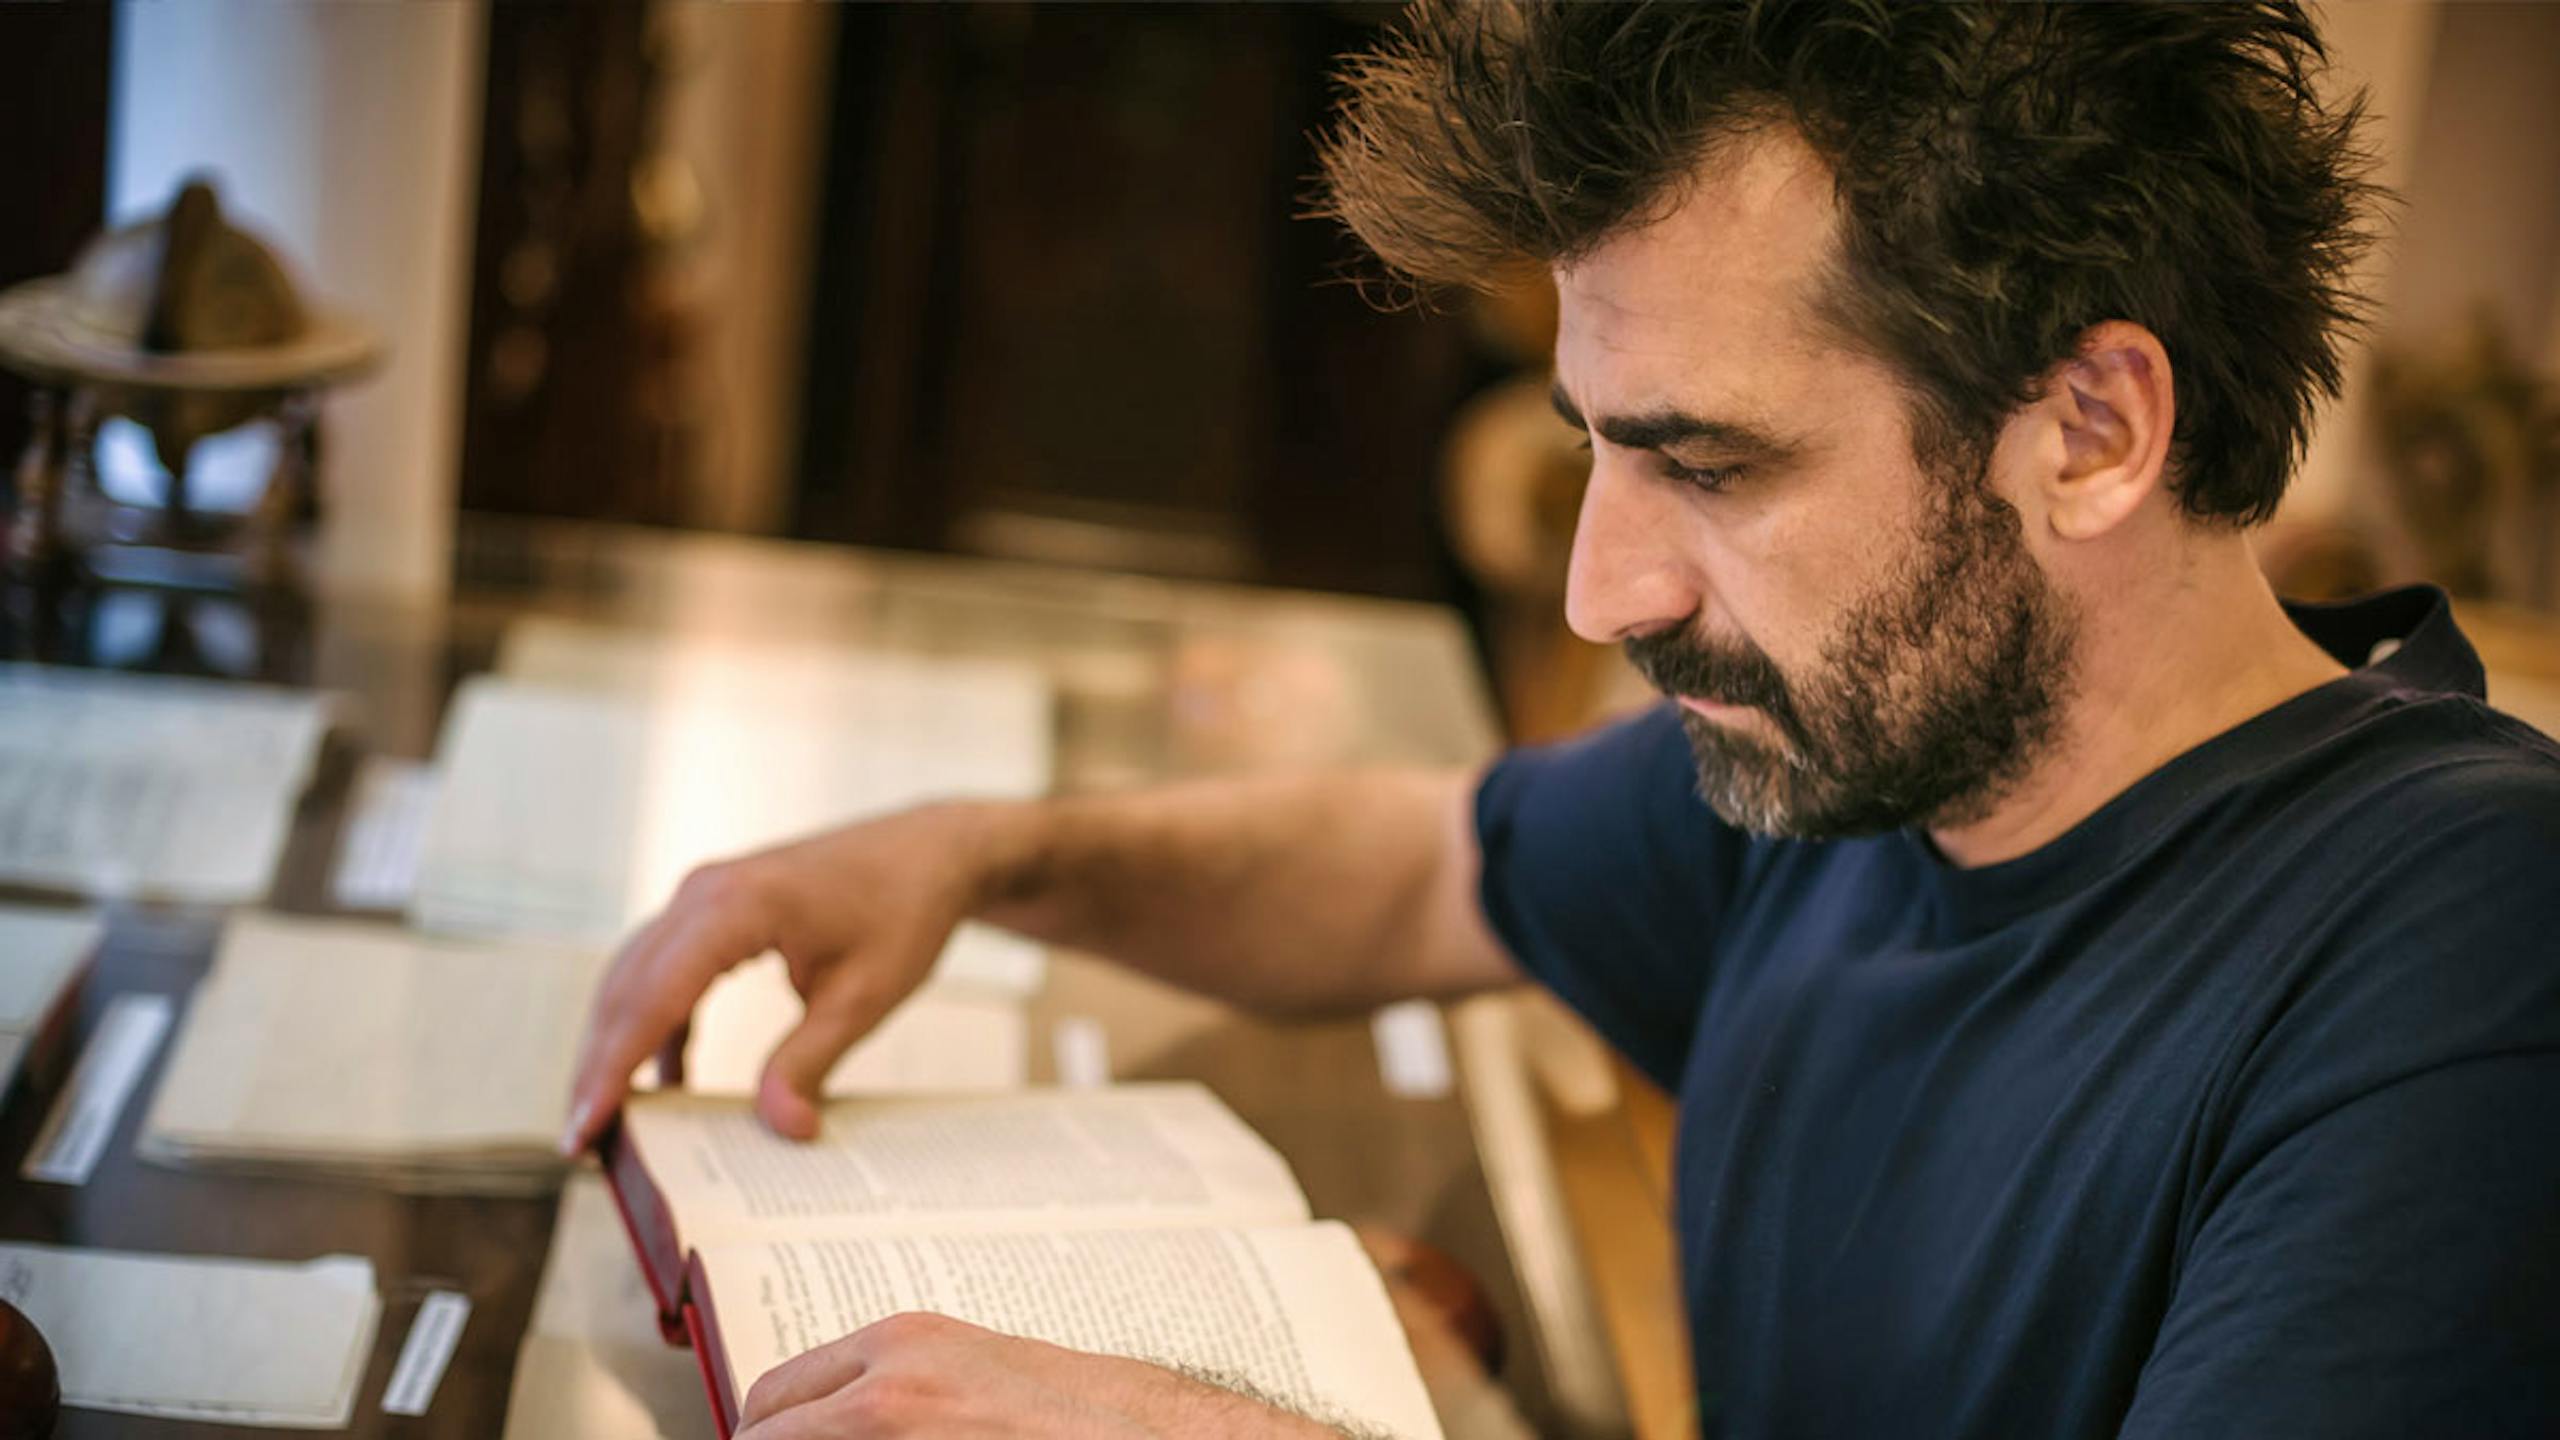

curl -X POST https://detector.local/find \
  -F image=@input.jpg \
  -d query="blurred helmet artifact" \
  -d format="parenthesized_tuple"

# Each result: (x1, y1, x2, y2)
(0, 176, 381, 586)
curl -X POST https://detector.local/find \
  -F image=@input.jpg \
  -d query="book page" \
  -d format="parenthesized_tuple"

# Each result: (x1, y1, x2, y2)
(407, 680, 647, 939)
(331, 756, 440, 909)
(626, 1084, 1309, 1249)
(497, 617, 1053, 773)
(413, 676, 1052, 952)
(143, 913, 603, 1160)
(0, 666, 329, 901)
(0, 1242, 379, 1428)
(678, 958, 1029, 1095)
(696, 1222, 1443, 1440)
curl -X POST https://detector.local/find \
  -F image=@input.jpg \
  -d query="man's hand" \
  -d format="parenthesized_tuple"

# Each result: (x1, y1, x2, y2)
(560, 766, 1511, 1155)
(562, 801, 1013, 1151)
(734, 1313, 1338, 1439)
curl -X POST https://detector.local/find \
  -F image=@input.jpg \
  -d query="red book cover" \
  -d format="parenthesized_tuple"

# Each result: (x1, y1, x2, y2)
(597, 1111, 747, 1434)
(595, 1113, 693, 1346)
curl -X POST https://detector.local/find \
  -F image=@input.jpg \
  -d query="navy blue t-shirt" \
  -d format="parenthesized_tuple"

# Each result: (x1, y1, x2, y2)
(1475, 587, 2560, 1438)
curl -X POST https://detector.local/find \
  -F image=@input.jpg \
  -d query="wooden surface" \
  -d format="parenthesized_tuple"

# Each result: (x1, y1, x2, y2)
(1539, 1052, 1695, 1440)
(0, 518, 1602, 1437)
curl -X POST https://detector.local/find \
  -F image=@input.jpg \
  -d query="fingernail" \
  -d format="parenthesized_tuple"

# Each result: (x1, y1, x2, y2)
(558, 1099, 593, 1157)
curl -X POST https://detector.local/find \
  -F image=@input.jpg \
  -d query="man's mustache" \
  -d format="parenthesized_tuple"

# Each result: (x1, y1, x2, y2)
(1624, 627, 1802, 732)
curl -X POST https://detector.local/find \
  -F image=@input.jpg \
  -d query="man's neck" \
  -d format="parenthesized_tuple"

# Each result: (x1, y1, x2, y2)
(1929, 546, 2347, 869)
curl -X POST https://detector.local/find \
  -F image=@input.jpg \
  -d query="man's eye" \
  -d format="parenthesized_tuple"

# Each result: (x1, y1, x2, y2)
(1662, 459, 1744, 494)
(1570, 438, 1742, 496)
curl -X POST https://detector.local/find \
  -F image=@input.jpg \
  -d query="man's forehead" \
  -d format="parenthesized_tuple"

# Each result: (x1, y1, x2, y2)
(1551, 128, 1844, 399)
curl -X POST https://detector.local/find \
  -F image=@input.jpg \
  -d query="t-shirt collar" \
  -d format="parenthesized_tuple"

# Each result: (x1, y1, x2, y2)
(1899, 584, 2478, 938)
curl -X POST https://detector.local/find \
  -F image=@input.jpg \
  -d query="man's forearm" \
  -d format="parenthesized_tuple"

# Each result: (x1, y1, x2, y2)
(956, 767, 1515, 1015)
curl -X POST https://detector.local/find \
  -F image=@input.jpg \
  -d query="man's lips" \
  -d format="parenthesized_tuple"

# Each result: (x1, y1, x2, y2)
(1676, 695, 1752, 720)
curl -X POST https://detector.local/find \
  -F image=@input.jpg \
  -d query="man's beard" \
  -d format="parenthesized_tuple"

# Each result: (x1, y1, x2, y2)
(1624, 459, 2076, 839)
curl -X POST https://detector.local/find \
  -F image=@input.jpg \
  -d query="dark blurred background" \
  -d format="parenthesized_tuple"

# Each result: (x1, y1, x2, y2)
(2, 0, 2555, 738)
(452, 3, 1486, 604)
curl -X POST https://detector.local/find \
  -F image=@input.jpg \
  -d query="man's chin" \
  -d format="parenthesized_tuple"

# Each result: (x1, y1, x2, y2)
(1677, 712, 1802, 835)
(1676, 713, 1911, 840)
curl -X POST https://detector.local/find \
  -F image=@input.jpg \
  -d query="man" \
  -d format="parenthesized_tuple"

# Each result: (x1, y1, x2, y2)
(567, 2, 2560, 1435)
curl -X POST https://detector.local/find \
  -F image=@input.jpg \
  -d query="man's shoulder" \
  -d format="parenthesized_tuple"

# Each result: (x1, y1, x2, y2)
(2234, 688, 2560, 992)
(2275, 585, 2560, 829)
(2297, 687, 2560, 856)
(2215, 692, 2560, 1125)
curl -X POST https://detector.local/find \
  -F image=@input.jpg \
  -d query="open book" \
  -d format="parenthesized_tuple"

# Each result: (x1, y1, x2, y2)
(599, 1084, 1445, 1440)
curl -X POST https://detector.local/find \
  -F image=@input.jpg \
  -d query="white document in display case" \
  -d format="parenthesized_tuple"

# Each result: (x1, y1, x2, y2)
(0, 665, 331, 903)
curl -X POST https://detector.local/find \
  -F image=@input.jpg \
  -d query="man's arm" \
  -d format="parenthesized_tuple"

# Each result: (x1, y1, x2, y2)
(563, 767, 1520, 1148)
(974, 768, 1517, 1015)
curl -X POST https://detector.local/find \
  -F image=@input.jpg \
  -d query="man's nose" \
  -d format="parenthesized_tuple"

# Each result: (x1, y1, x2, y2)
(1563, 457, 1700, 645)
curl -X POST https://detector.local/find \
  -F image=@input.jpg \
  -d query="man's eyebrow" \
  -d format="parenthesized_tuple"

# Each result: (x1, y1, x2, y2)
(1547, 382, 1797, 459)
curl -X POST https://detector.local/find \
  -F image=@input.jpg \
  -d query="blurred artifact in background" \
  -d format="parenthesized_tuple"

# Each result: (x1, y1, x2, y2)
(0, 1295, 61, 1440)
(0, 178, 379, 589)
(2371, 313, 2560, 607)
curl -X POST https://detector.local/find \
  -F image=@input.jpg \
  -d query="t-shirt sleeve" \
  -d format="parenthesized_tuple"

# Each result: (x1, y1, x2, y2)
(2116, 1052, 2560, 1438)
(2120, 753, 2560, 1438)
(1474, 703, 1748, 1088)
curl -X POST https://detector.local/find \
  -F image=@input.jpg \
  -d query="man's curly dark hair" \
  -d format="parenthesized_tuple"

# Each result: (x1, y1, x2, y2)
(1316, 1, 2384, 524)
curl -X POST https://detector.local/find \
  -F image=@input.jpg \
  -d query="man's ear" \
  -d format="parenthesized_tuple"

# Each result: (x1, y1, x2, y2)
(2035, 321, 2176, 542)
